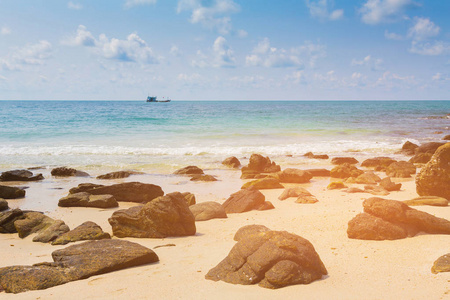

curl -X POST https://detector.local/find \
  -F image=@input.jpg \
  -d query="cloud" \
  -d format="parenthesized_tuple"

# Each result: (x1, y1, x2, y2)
(237, 29, 248, 38)
(375, 71, 416, 89)
(285, 71, 306, 84)
(360, 0, 415, 25)
(125, 0, 157, 8)
(63, 25, 161, 64)
(351, 55, 384, 71)
(67, 2, 83, 10)
(170, 45, 182, 56)
(1, 26, 11, 35)
(407, 17, 440, 41)
(213, 36, 235, 67)
(385, 30, 403, 40)
(0, 40, 52, 71)
(409, 40, 449, 56)
(306, 0, 344, 21)
(177, 0, 240, 34)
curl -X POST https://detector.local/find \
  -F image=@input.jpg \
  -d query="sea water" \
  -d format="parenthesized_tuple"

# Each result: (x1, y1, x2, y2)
(0, 100, 449, 174)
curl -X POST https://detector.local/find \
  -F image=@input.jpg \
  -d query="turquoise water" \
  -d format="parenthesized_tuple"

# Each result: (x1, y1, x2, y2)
(0, 100, 449, 172)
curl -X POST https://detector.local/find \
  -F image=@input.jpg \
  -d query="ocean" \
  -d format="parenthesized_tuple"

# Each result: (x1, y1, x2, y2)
(0, 100, 449, 174)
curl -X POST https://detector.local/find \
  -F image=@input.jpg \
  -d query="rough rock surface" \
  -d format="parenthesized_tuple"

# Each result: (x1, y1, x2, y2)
(222, 189, 268, 213)
(361, 157, 397, 170)
(0, 185, 25, 199)
(409, 153, 432, 164)
(205, 229, 327, 289)
(0, 239, 159, 293)
(108, 192, 196, 238)
(347, 197, 450, 240)
(190, 174, 218, 182)
(0, 170, 44, 182)
(222, 156, 241, 168)
(96, 171, 143, 180)
(403, 196, 448, 207)
(431, 253, 450, 274)
(233, 224, 271, 241)
(331, 157, 359, 165)
(278, 187, 318, 204)
(174, 166, 204, 175)
(275, 168, 312, 184)
(52, 221, 111, 245)
(415, 142, 446, 155)
(14, 212, 61, 238)
(352, 172, 381, 184)
(189, 202, 227, 221)
(69, 183, 104, 194)
(416, 143, 450, 200)
(32, 220, 70, 243)
(181, 192, 196, 206)
(401, 141, 419, 155)
(51, 167, 89, 177)
(0, 209, 24, 233)
(58, 192, 118, 208)
(305, 169, 330, 177)
(0, 199, 8, 211)
(303, 152, 329, 159)
(327, 182, 347, 190)
(379, 177, 402, 192)
(241, 178, 284, 190)
(330, 163, 364, 179)
(385, 161, 416, 178)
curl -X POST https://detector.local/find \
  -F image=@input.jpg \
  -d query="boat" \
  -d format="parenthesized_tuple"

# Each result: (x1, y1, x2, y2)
(146, 96, 171, 102)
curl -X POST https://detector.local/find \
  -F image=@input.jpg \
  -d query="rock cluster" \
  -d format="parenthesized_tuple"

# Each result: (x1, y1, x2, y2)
(0, 170, 44, 181)
(241, 154, 281, 179)
(330, 163, 364, 179)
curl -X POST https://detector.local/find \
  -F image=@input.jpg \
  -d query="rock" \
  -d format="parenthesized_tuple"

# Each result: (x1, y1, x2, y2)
(96, 170, 143, 180)
(275, 168, 312, 184)
(409, 153, 433, 164)
(78, 182, 164, 204)
(303, 152, 329, 159)
(222, 156, 241, 168)
(431, 254, 450, 274)
(14, 212, 58, 238)
(58, 192, 118, 208)
(181, 192, 196, 206)
(222, 189, 267, 214)
(379, 177, 402, 192)
(174, 166, 204, 175)
(361, 157, 397, 170)
(205, 229, 327, 289)
(347, 197, 450, 240)
(51, 167, 89, 177)
(278, 187, 318, 203)
(32, 220, 70, 243)
(0, 199, 8, 211)
(415, 142, 446, 155)
(401, 141, 419, 155)
(385, 161, 416, 178)
(331, 157, 359, 165)
(364, 185, 389, 196)
(0, 170, 44, 182)
(233, 224, 271, 241)
(416, 143, 450, 200)
(247, 154, 281, 173)
(353, 172, 381, 184)
(327, 182, 347, 190)
(52, 221, 111, 245)
(69, 183, 105, 194)
(345, 187, 365, 193)
(305, 169, 330, 177)
(240, 169, 261, 179)
(0, 239, 159, 293)
(330, 163, 364, 179)
(108, 192, 196, 238)
(0, 209, 24, 233)
(258, 201, 275, 211)
(190, 202, 227, 221)
(443, 135, 450, 141)
(403, 196, 448, 207)
(0, 185, 25, 199)
(190, 174, 218, 182)
(241, 178, 284, 190)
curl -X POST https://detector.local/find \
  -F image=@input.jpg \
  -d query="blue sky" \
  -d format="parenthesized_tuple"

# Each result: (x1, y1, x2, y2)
(0, 0, 449, 100)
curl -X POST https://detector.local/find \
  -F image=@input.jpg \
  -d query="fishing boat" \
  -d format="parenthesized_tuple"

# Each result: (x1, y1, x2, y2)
(146, 96, 171, 102)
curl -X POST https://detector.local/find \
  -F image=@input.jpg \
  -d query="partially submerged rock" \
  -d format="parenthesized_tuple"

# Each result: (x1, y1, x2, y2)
(0, 239, 159, 293)
(303, 152, 329, 159)
(222, 189, 269, 213)
(174, 166, 204, 175)
(206, 229, 327, 289)
(0, 185, 25, 199)
(401, 141, 418, 156)
(0, 170, 44, 182)
(189, 202, 227, 221)
(361, 157, 397, 170)
(51, 167, 89, 177)
(96, 170, 143, 180)
(222, 156, 241, 168)
(190, 174, 218, 182)
(415, 142, 446, 155)
(52, 221, 110, 245)
(431, 253, 450, 274)
(58, 192, 118, 208)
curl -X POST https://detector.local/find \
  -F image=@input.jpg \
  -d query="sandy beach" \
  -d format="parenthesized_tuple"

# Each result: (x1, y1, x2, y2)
(1, 154, 449, 300)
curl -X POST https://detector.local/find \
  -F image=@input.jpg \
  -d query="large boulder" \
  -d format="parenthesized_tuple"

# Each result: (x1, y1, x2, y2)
(0, 239, 159, 293)
(96, 170, 143, 180)
(58, 192, 118, 208)
(51, 167, 89, 177)
(245, 154, 281, 173)
(222, 189, 268, 213)
(14, 212, 61, 238)
(0, 170, 44, 182)
(331, 157, 358, 165)
(52, 221, 110, 245)
(241, 178, 284, 190)
(189, 202, 227, 221)
(347, 197, 450, 240)
(409, 153, 433, 164)
(416, 143, 450, 200)
(385, 161, 416, 178)
(330, 163, 364, 179)
(401, 141, 418, 155)
(275, 168, 312, 184)
(222, 156, 241, 168)
(205, 229, 327, 289)
(174, 166, 204, 175)
(0, 209, 24, 233)
(415, 142, 446, 155)
(0, 185, 25, 199)
(0, 199, 8, 211)
(108, 192, 196, 238)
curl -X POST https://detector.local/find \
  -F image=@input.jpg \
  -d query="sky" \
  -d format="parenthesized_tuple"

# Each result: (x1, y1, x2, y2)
(0, 0, 449, 100)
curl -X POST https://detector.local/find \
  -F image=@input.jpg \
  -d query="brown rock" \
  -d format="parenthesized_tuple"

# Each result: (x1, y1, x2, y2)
(353, 172, 381, 184)
(174, 166, 204, 175)
(240, 169, 261, 179)
(403, 196, 448, 207)
(189, 202, 227, 221)
(233, 224, 271, 241)
(0, 209, 24, 233)
(190, 174, 218, 181)
(69, 183, 104, 194)
(401, 141, 418, 155)
(96, 170, 143, 180)
(361, 157, 397, 170)
(241, 178, 284, 190)
(0, 185, 25, 199)
(347, 213, 408, 240)
(275, 168, 312, 184)
(257, 201, 275, 210)
(303, 152, 329, 159)
(222, 189, 267, 213)
(0, 170, 44, 182)
(345, 187, 365, 193)
(58, 192, 118, 208)
(415, 142, 446, 155)
(82, 182, 164, 204)
(327, 181, 347, 190)
(364, 185, 389, 196)
(181, 192, 196, 206)
(443, 135, 450, 141)
(379, 177, 402, 192)
(0, 199, 8, 211)
(14, 212, 58, 238)
(331, 157, 359, 165)
(409, 153, 433, 164)
(52, 221, 111, 245)
(205, 230, 327, 289)
(305, 169, 330, 177)
(431, 253, 450, 274)
(222, 156, 241, 168)
(51, 167, 89, 177)
(247, 154, 281, 173)
(385, 161, 416, 178)
(330, 163, 364, 179)
(32, 220, 70, 243)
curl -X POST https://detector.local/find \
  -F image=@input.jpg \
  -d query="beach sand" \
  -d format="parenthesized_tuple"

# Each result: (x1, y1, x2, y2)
(1, 159, 449, 300)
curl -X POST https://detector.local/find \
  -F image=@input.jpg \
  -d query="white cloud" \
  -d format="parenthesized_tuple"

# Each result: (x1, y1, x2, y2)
(360, 0, 414, 25)
(191, 50, 209, 68)
(125, 0, 157, 8)
(375, 71, 416, 89)
(213, 36, 235, 67)
(409, 40, 449, 56)
(285, 71, 306, 84)
(351, 55, 384, 71)
(306, 0, 344, 21)
(63, 25, 161, 64)
(170, 45, 182, 56)
(237, 29, 248, 38)
(1, 26, 11, 35)
(385, 30, 403, 40)
(407, 17, 440, 41)
(177, 0, 240, 34)
(0, 40, 52, 71)
(67, 2, 82, 10)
